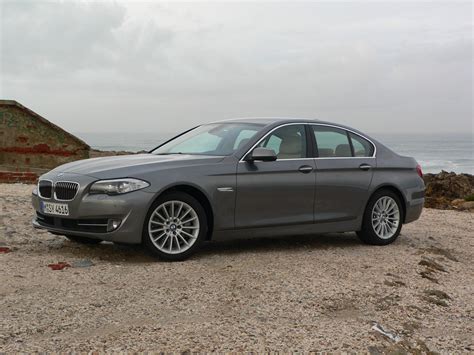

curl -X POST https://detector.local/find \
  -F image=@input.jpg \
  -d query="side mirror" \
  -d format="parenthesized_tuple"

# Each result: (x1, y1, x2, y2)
(247, 147, 277, 162)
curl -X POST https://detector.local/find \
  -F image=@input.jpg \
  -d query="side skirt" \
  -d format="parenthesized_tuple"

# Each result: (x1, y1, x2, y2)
(212, 219, 362, 241)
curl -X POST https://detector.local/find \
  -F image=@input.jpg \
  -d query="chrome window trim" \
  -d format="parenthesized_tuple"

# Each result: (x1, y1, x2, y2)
(38, 179, 53, 200)
(239, 122, 377, 162)
(53, 181, 80, 201)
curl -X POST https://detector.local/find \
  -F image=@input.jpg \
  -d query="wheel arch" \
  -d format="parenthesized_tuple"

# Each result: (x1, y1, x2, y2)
(367, 184, 407, 223)
(147, 184, 214, 241)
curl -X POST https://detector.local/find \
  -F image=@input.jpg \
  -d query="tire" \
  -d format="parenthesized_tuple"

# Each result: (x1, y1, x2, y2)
(357, 189, 403, 245)
(142, 192, 208, 261)
(65, 235, 102, 244)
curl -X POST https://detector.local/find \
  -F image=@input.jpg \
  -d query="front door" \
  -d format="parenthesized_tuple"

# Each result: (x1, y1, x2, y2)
(235, 124, 316, 228)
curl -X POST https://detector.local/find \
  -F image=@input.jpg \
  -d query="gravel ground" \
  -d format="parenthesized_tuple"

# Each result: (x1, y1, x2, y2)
(1, 183, 473, 353)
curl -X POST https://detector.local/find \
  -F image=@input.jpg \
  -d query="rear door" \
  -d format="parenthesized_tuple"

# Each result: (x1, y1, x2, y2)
(311, 125, 375, 223)
(235, 124, 316, 228)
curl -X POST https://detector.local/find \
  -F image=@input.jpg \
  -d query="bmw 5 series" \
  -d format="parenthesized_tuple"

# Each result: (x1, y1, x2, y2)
(32, 118, 425, 261)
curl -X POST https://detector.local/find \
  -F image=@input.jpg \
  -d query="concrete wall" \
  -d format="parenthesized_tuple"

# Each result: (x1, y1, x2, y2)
(0, 101, 90, 182)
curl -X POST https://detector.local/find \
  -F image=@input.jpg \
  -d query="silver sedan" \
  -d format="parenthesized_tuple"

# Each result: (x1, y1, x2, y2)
(32, 118, 425, 260)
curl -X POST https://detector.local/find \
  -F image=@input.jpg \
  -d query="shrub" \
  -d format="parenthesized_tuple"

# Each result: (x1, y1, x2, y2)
(465, 194, 474, 201)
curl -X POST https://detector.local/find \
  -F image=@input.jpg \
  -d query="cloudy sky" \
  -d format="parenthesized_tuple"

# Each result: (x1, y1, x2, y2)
(1, 0, 472, 135)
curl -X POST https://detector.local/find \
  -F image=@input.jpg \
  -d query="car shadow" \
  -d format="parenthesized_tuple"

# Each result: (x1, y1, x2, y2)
(196, 232, 362, 258)
(36, 239, 155, 263)
(39, 232, 362, 263)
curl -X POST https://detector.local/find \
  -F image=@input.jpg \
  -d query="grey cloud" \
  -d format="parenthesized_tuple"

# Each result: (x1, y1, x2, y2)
(0, 1, 472, 134)
(2, 1, 126, 76)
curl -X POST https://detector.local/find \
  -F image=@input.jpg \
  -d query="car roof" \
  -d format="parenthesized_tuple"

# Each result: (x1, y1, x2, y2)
(212, 117, 323, 125)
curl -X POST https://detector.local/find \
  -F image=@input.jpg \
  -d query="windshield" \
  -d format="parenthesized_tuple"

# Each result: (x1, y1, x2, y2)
(152, 123, 263, 156)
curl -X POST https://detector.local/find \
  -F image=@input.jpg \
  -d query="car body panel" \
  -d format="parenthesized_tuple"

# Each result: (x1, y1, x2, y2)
(313, 157, 375, 223)
(235, 158, 316, 228)
(32, 117, 425, 245)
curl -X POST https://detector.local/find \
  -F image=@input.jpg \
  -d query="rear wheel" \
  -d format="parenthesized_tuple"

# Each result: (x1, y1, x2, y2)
(65, 235, 102, 244)
(357, 189, 403, 245)
(143, 192, 207, 261)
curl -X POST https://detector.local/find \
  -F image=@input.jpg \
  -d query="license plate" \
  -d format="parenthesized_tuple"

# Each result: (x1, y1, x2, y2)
(41, 201, 69, 216)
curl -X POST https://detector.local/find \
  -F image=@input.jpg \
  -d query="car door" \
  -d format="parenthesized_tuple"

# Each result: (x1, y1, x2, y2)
(235, 124, 316, 228)
(311, 125, 375, 223)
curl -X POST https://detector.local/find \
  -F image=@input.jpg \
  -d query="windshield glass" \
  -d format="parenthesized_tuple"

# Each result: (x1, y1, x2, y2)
(152, 123, 263, 156)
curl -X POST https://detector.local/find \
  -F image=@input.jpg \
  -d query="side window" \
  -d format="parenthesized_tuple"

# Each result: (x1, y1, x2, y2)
(313, 126, 351, 157)
(233, 129, 259, 150)
(258, 125, 307, 159)
(349, 133, 374, 157)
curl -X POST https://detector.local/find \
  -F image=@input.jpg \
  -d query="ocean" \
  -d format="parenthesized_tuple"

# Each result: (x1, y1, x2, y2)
(75, 132, 473, 174)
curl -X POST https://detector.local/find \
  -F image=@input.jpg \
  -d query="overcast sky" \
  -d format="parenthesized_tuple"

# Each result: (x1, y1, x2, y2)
(1, 1, 472, 135)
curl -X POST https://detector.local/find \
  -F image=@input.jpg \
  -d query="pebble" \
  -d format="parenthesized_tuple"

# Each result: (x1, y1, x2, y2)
(0, 183, 472, 352)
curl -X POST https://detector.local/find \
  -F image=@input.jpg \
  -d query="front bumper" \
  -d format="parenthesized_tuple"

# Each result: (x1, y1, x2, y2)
(32, 179, 155, 244)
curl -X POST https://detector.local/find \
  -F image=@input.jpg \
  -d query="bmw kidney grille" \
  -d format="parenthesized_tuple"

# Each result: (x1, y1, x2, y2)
(54, 182, 79, 201)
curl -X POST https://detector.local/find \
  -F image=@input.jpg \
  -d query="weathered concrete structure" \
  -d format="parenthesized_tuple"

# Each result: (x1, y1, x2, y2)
(0, 100, 90, 182)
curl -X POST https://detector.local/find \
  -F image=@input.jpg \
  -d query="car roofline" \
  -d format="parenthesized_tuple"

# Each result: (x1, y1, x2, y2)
(209, 117, 371, 136)
(210, 117, 323, 125)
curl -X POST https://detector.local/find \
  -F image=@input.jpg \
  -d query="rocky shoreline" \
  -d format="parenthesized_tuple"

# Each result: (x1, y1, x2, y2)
(423, 171, 474, 211)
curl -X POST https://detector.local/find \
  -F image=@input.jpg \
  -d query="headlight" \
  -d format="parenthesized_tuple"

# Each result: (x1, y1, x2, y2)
(89, 178, 150, 195)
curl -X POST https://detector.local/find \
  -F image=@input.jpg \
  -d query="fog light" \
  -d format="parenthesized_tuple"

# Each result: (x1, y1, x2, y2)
(107, 219, 122, 232)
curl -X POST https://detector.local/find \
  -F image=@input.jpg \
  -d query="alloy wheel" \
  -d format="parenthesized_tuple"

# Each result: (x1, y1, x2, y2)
(371, 196, 400, 239)
(148, 200, 200, 254)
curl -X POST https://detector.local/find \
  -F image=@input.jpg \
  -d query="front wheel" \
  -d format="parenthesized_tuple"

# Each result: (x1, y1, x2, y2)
(143, 192, 208, 261)
(357, 190, 403, 245)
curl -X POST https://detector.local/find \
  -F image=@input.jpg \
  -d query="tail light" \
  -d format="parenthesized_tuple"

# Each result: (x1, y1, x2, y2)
(416, 164, 423, 178)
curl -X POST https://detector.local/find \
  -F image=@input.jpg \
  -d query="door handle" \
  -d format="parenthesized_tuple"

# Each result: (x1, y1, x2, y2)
(298, 165, 314, 174)
(359, 164, 372, 171)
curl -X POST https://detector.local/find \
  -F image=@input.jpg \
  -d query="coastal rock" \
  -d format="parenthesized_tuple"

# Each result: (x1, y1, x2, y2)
(451, 199, 465, 206)
(423, 171, 474, 210)
(457, 201, 474, 211)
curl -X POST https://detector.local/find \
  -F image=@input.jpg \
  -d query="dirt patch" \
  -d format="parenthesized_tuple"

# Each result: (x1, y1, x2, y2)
(0, 183, 473, 352)
(422, 289, 452, 307)
(418, 257, 448, 273)
(419, 270, 439, 284)
(422, 246, 459, 262)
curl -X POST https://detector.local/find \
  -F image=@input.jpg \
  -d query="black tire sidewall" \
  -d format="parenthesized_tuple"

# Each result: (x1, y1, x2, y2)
(142, 192, 208, 261)
(358, 189, 403, 245)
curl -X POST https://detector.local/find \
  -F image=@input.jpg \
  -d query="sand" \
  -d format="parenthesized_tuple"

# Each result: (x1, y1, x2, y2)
(0, 183, 473, 352)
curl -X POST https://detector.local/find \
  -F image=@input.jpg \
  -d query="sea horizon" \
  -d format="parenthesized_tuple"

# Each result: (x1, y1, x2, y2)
(74, 131, 474, 175)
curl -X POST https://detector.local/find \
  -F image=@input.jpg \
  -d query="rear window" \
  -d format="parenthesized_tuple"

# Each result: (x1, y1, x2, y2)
(312, 126, 351, 157)
(312, 125, 374, 158)
(349, 132, 374, 157)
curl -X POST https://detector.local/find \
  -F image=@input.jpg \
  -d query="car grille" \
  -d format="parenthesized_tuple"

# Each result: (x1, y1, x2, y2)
(38, 180, 53, 199)
(54, 182, 79, 201)
(36, 212, 109, 233)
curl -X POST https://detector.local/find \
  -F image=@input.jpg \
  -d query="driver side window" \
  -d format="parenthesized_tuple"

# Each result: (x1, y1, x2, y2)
(258, 125, 307, 159)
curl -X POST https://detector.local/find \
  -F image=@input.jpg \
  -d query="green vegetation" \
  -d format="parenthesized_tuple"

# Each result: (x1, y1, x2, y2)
(464, 194, 474, 201)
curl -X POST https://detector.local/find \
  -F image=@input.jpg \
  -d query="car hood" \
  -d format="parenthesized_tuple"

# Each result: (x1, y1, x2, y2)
(49, 154, 225, 178)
